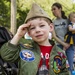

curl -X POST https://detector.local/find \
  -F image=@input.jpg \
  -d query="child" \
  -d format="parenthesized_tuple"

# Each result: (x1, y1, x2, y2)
(64, 12, 75, 75)
(0, 3, 70, 75)
(64, 12, 75, 45)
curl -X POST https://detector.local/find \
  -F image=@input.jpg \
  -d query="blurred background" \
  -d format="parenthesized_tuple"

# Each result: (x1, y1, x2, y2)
(0, 0, 75, 34)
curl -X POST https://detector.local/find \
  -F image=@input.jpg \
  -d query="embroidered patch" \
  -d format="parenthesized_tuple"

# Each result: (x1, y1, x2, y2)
(53, 55, 62, 74)
(57, 52, 66, 58)
(20, 50, 35, 62)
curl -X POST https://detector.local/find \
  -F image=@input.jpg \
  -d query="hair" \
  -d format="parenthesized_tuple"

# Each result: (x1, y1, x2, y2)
(27, 16, 52, 25)
(52, 2, 67, 19)
(68, 12, 75, 23)
(69, 12, 75, 19)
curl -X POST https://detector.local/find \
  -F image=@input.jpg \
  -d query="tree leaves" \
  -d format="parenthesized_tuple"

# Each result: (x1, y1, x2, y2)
(0, 0, 75, 29)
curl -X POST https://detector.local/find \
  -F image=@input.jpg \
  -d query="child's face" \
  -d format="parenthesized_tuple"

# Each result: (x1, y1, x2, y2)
(70, 14, 75, 23)
(27, 18, 53, 45)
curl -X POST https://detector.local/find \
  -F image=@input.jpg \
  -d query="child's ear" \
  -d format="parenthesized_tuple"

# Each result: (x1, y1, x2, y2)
(49, 23, 54, 32)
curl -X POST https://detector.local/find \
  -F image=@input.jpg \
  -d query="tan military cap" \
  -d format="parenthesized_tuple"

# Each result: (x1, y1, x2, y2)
(25, 3, 51, 23)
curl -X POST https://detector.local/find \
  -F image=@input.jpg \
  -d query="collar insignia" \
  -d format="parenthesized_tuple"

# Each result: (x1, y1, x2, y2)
(24, 44, 33, 48)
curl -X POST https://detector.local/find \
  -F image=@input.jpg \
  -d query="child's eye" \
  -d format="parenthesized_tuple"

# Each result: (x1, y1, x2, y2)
(40, 25, 45, 27)
(29, 27, 35, 30)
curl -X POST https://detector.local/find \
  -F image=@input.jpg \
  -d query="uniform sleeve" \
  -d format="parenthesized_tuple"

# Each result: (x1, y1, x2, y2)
(0, 41, 20, 62)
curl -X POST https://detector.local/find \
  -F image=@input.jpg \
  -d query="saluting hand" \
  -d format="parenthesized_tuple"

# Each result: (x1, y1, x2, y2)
(16, 23, 30, 38)
(10, 23, 30, 45)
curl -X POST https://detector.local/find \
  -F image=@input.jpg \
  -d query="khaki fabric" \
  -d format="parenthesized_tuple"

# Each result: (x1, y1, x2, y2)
(25, 3, 51, 23)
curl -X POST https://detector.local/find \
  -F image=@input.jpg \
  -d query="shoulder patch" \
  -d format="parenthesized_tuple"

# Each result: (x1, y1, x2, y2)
(20, 50, 35, 62)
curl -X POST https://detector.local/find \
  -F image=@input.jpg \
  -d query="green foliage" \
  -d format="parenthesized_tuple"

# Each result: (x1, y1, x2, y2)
(0, 0, 10, 27)
(1, 0, 75, 29)
(17, 8, 29, 27)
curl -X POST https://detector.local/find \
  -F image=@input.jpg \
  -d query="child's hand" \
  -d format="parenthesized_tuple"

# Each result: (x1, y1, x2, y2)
(63, 43, 70, 50)
(16, 23, 30, 38)
(10, 23, 30, 45)
(63, 47, 66, 51)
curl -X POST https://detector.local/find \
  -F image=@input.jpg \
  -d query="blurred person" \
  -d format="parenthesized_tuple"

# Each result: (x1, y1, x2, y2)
(64, 12, 75, 46)
(51, 2, 74, 75)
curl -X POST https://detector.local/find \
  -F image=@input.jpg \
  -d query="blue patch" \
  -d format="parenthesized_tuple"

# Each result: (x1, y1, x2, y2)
(20, 50, 35, 62)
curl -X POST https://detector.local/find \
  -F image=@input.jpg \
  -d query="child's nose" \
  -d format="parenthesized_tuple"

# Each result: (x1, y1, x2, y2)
(35, 27, 41, 32)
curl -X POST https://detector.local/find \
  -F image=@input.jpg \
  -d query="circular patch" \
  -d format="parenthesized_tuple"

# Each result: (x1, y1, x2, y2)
(53, 55, 62, 74)
(20, 50, 35, 62)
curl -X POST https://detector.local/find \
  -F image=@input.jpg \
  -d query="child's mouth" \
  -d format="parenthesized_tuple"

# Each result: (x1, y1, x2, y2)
(36, 34, 43, 38)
